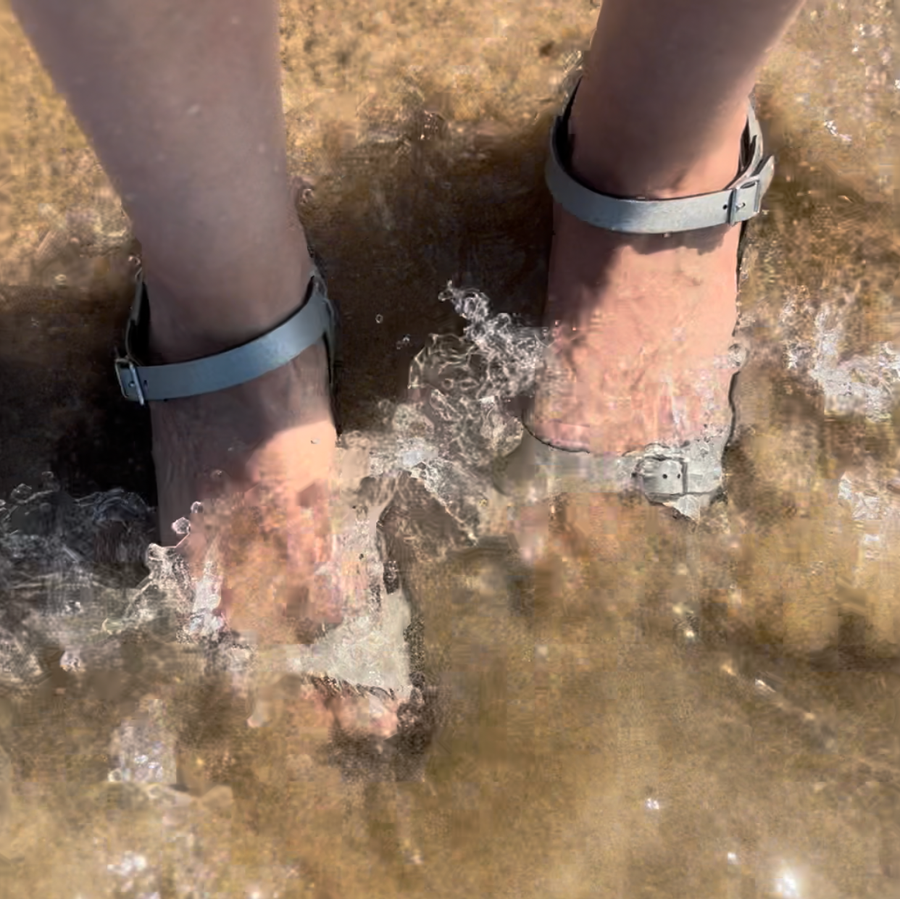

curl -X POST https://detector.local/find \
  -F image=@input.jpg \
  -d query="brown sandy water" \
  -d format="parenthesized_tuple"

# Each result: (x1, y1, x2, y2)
(0, 0, 899, 896)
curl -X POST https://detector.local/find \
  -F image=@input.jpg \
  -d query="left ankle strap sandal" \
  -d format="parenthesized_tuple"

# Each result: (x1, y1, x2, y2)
(114, 264, 337, 405)
(508, 78, 776, 519)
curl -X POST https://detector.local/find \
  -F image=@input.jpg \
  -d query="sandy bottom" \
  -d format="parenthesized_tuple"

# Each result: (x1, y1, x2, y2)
(0, 0, 899, 896)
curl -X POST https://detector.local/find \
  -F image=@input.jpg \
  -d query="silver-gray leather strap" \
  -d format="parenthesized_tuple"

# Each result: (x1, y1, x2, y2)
(114, 267, 336, 404)
(545, 79, 776, 233)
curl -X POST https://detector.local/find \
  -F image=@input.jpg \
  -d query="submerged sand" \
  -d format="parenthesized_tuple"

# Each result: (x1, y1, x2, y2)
(0, 0, 899, 896)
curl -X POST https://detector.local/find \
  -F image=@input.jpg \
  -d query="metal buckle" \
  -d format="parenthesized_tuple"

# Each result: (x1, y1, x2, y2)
(114, 356, 146, 405)
(638, 457, 687, 497)
(726, 178, 762, 226)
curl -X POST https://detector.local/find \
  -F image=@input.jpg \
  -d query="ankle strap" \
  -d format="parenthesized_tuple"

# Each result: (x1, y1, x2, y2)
(114, 267, 336, 404)
(546, 78, 776, 234)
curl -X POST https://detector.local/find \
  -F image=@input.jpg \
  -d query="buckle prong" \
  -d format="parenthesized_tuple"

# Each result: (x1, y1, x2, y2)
(727, 186, 746, 225)
(727, 177, 764, 226)
(115, 357, 146, 406)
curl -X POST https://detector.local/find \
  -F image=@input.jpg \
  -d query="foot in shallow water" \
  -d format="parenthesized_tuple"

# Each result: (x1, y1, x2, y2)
(529, 98, 749, 455)
(503, 111, 748, 554)
(148, 297, 405, 742)
(528, 206, 741, 455)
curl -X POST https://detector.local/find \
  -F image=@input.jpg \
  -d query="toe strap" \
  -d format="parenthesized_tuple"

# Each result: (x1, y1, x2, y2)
(498, 428, 732, 520)
(545, 78, 776, 234)
(114, 266, 336, 404)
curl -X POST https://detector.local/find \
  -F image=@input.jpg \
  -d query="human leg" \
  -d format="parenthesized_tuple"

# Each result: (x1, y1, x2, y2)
(530, 0, 807, 455)
(12, 0, 317, 357)
(9, 0, 390, 729)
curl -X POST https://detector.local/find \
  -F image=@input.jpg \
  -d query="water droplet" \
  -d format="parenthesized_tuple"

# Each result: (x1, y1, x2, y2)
(773, 870, 800, 898)
(375, 314, 383, 324)
(171, 517, 191, 537)
(190, 501, 203, 515)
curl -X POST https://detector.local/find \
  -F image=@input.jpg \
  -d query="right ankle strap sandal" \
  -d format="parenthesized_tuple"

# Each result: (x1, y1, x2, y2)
(506, 77, 776, 519)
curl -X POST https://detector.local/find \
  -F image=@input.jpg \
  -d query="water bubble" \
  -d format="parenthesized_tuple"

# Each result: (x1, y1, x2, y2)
(396, 334, 412, 350)
(171, 517, 191, 537)
(60, 649, 82, 672)
(9, 483, 32, 503)
(190, 501, 203, 515)
(375, 314, 384, 324)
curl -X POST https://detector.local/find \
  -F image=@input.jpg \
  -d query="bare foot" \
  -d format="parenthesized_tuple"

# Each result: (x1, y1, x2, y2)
(529, 207, 741, 455)
(502, 108, 748, 557)
(147, 278, 402, 740)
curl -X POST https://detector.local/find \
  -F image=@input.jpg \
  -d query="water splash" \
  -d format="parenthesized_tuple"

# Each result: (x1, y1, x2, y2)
(782, 298, 900, 422)
(0, 282, 543, 730)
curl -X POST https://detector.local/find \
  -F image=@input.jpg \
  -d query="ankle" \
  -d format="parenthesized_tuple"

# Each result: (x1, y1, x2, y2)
(144, 247, 316, 364)
(567, 89, 749, 201)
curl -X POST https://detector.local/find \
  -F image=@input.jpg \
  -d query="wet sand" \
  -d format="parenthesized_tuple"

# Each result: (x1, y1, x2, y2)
(0, 0, 899, 896)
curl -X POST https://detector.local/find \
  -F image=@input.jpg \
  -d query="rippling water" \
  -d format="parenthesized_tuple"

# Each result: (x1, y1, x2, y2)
(0, 0, 899, 896)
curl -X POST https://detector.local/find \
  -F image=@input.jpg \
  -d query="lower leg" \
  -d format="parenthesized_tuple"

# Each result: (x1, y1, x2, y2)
(569, 0, 806, 201)
(11, 0, 314, 361)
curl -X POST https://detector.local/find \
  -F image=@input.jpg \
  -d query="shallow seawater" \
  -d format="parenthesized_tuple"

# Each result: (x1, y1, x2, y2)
(1, 0, 900, 896)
